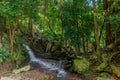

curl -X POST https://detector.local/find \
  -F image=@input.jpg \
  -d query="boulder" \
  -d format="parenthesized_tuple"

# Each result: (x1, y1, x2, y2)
(0, 77, 13, 80)
(13, 65, 31, 74)
(72, 56, 90, 74)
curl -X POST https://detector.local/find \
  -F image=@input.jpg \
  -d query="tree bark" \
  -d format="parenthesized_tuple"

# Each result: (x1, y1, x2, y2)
(92, 0, 101, 61)
(103, 0, 112, 46)
(28, 18, 33, 37)
(82, 37, 86, 53)
(6, 16, 18, 57)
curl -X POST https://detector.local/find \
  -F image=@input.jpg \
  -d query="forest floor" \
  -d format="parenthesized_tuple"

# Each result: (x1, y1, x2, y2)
(0, 64, 118, 80)
(0, 65, 85, 80)
(0, 62, 118, 80)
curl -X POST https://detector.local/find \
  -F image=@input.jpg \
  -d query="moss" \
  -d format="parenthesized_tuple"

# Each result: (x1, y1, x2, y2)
(95, 75, 115, 80)
(110, 64, 120, 78)
(73, 56, 90, 74)
(95, 72, 115, 80)
(44, 76, 50, 80)
(95, 77, 106, 80)
(95, 54, 110, 72)
(95, 62, 108, 71)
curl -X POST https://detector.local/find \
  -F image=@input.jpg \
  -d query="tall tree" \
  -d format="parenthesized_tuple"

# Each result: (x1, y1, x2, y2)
(92, 0, 101, 61)
(103, 0, 112, 46)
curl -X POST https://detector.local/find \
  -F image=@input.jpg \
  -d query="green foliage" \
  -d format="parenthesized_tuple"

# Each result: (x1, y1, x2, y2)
(0, 0, 120, 75)
(73, 56, 90, 74)
(14, 36, 26, 68)
(0, 46, 25, 68)
(39, 0, 62, 36)
(13, 51, 26, 68)
(0, 34, 26, 68)
(107, 13, 120, 35)
(0, 48, 10, 63)
(61, 0, 94, 47)
(0, 0, 40, 67)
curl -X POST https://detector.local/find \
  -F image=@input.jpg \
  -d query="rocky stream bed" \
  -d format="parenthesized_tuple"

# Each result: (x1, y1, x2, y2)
(0, 65, 84, 80)
(0, 64, 119, 80)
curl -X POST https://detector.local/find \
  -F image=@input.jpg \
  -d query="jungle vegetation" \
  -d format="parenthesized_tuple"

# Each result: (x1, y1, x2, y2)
(0, 0, 120, 79)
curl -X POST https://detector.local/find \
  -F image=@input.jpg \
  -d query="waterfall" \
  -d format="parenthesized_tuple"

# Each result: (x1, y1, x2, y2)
(23, 43, 67, 78)
(23, 44, 36, 60)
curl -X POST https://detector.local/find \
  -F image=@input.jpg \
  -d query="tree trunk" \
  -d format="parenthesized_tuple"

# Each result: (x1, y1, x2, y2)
(86, 39, 88, 53)
(92, 0, 101, 61)
(6, 17, 18, 57)
(82, 37, 86, 53)
(103, 0, 112, 46)
(72, 45, 78, 57)
(105, 22, 111, 46)
(28, 18, 33, 37)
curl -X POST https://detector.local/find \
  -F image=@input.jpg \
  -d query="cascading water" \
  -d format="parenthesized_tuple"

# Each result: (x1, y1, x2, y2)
(22, 43, 67, 78)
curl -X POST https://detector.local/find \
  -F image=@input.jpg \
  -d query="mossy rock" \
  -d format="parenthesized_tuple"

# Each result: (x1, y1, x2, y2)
(72, 56, 90, 74)
(95, 77, 106, 80)
(118, 46, 120, 50)
(95, 62, 108, 72)
(95, 76, 115, 80)
(95, 54, 110, 72)
(110, 64, 120, 78)
(106, 43, 115, 51)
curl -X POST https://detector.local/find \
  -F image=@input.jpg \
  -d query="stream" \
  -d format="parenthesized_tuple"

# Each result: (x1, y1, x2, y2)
(22, 43, 67, 80)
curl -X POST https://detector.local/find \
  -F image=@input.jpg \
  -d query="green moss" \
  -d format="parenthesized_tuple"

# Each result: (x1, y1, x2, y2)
(95, 77, 106, 80)
(73, 56, 90, 74)
(110, 64, 120, 77)
(96, 62, 108, 71)
(95, 76, 115, 80)
(44, 76, 50, 80)
(95, 72, 115, 80)
(95, 54, 110, 72)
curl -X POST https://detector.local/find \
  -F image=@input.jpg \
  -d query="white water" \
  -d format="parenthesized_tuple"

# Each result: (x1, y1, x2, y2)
(23, 43, 67, 78)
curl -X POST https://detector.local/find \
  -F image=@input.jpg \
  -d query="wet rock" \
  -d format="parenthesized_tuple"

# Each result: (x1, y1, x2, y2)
(29, 61, 41, 69)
